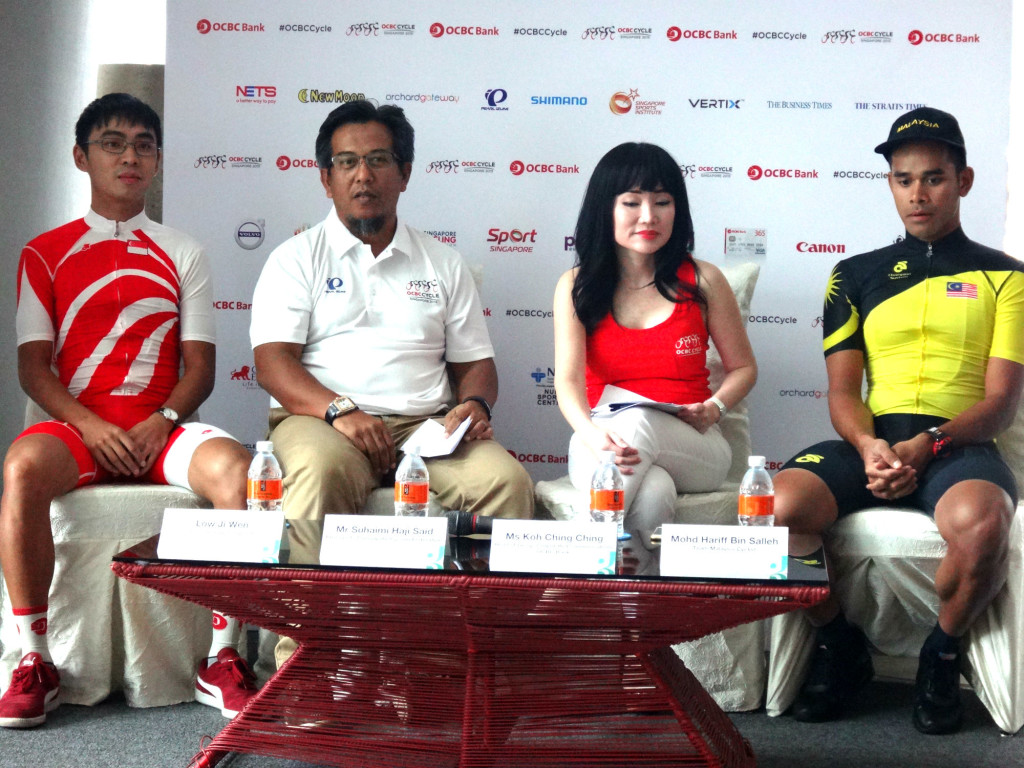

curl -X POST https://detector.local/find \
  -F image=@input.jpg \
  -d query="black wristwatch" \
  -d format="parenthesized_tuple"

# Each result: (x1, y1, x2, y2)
(926, 427, 954, 459)
(325, 395, 358, 426)
(461, 396, 491, 421)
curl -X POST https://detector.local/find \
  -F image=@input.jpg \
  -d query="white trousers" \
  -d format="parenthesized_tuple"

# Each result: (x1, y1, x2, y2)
(568, 405, 731, 544)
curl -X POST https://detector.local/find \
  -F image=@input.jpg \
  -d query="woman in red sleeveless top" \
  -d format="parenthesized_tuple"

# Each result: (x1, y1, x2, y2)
(553, 142, 757, 546)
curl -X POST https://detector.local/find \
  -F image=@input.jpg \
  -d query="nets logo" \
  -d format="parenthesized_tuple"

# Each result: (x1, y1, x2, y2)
(509, 160, 580, 176)
(236, 85, 277, 104)
(747, 165, 819, 180)
(196, 19, 265, 34)
(276, 156, 318, 170)
(430, 22, 498, 38)
(908, 30, 980, 45)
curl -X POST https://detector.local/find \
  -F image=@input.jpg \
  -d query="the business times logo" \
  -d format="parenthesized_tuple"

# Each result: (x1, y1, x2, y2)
(482, 88, 509, 111)
(667, 26, 738, 41)
(235, 219, 265, 250)
(195, 154, 227, 169)
(276, 155, 318, 170)
(197, 19, 265, 34)
(429, 22, 499, 38)
(608, 88, 665, 116)
(581, 26, 615, 40)
(747, 165, 820, 180)
(766, 100, 832, 109)
(530, 366, 558, 406)
(425, 230, 457, 245)
(235, 85, 277, 104)
(681, 162, 733, 180)
(797, 241, 847, 254)
(229, 363, 260, 390)
(426, 159, 459, 174)
(509, 160, 580, 176)
(487, 227, 537, 252)
(821, 29, 856, 44)
(297, 88, 367, 104)
(908, 29, 980, 45)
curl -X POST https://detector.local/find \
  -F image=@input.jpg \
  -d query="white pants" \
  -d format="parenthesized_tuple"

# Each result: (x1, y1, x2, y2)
(568, 406, 731, 544)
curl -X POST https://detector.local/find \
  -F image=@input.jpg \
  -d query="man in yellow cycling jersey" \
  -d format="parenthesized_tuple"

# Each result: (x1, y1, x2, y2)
(774, 107, 1024, 734)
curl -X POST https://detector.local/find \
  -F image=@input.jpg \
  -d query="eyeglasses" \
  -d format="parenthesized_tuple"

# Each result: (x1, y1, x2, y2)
(86, 137, 160, 157)
(330, 150, 399, 171)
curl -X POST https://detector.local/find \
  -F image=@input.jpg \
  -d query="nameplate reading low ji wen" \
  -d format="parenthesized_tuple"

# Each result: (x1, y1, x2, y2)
(660, 523, 789, 580)
(157, 508, 284, 563)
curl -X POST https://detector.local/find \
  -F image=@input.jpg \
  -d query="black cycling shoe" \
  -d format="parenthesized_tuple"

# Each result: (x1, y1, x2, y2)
(792, 622, 874, 722)
(913, 645, 964, 735)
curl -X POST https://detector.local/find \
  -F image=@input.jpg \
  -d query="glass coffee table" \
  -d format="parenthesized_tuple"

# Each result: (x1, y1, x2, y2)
(113, 521, 828, 768)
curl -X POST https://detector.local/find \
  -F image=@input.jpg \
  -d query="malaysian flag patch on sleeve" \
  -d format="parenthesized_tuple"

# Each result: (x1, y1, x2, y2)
(946, 281, 978, 299)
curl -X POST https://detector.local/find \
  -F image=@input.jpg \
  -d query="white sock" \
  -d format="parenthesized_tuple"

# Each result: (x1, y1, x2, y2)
(13, 605, 52, 663)
(207, 612, 241, 659)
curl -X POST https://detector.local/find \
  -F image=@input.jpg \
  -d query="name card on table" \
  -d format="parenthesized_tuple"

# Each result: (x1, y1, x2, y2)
(659, 524, 789, 580)
(157, 508, 284, 563)
(319, 515, 448, 569)
(489, 519, 617, 575)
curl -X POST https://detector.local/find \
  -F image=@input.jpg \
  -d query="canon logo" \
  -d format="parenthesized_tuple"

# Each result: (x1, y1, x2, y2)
(797, 241, 846, 254)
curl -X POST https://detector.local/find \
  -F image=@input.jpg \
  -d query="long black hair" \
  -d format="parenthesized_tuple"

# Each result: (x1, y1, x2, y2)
(571, 142, 703, 334)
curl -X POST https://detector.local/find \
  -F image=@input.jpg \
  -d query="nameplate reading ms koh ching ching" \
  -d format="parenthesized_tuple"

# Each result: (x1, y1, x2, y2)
(659, 523, 789, 579)
(157, 508, 284, 564)
(489, 519, 618, 575)
(319, 514, 448, 569)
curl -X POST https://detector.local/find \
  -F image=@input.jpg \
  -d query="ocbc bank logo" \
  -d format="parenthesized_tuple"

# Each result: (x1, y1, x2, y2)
(276, 155, 318, 170)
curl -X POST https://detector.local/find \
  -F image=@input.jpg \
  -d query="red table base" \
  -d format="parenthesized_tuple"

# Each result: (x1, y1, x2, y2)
(111, 562, 827, 768)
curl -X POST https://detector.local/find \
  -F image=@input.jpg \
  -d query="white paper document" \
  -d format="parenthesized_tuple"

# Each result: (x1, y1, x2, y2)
(399, 416, 472, 457)
(589, 384, 683, 417)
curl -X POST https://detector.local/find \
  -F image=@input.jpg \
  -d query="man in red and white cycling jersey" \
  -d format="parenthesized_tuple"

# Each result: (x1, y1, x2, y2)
(0, 93, 258, 728)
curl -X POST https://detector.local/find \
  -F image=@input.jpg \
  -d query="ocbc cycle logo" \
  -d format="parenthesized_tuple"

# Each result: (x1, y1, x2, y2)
(426, 159, 459, 174)
(197, 19, 211, 34)
(509, 160, 525, 176)
(347, 22, 379, 36)
(430, 22, 445, 37)
(822, 29, 856, 44)
(582, 26, 615, 40)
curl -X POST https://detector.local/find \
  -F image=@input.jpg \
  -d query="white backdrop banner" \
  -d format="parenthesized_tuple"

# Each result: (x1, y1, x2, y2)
(165, 1, 1012, 480)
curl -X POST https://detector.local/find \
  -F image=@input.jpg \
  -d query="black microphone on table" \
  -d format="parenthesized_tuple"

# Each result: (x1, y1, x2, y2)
(445, 510, 493, 536)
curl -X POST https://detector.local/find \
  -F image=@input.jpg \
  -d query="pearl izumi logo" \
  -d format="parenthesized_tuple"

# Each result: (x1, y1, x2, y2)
(667, 26, 738, 41)
(482, 88, 509, 111)
(235, 219, 265, 250)
(908, 29, 980, 45)
(430, 22, 499, 38)
(509, 160, 580, 176)
(197, 19, 265, 34)
(747, 165, 819, 180)
(276, 156, 317, 170)
(609, 88, 665, 116)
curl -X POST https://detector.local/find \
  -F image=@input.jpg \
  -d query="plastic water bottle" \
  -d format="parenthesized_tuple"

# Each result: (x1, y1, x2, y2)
(247, 441, 283, 512)
(395, 452, 429, 517)
(738, 455, 774, 526)
(590, 451, 627, 539)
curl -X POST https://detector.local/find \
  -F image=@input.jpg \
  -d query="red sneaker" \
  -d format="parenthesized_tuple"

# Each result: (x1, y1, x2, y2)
(195, 648, 258, 718)
(0, 652, 61, 729)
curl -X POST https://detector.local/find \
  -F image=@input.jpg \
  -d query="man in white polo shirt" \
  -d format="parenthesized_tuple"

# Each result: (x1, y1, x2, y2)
(250, 101, 533, 532)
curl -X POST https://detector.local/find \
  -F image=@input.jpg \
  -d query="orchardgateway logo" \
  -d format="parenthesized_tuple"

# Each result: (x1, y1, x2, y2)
(298, 88, 367, 104)
(235, 219, 265, 250)
(430, 22, 498, 37)
(667, 26, 737, 41)
(908, 29, 980, 45)
(386, 92, 459, 104)
(509, 160, 580, 176)
(236, 85, 276, 104)
(197, 19, 265, 34)
(747, 165, 819, 180)
(609, 88, 665, 116)
(276, 155, 317, 170)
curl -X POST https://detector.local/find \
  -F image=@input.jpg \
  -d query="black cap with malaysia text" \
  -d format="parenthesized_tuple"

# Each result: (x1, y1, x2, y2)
(873, 106, 966, 162)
